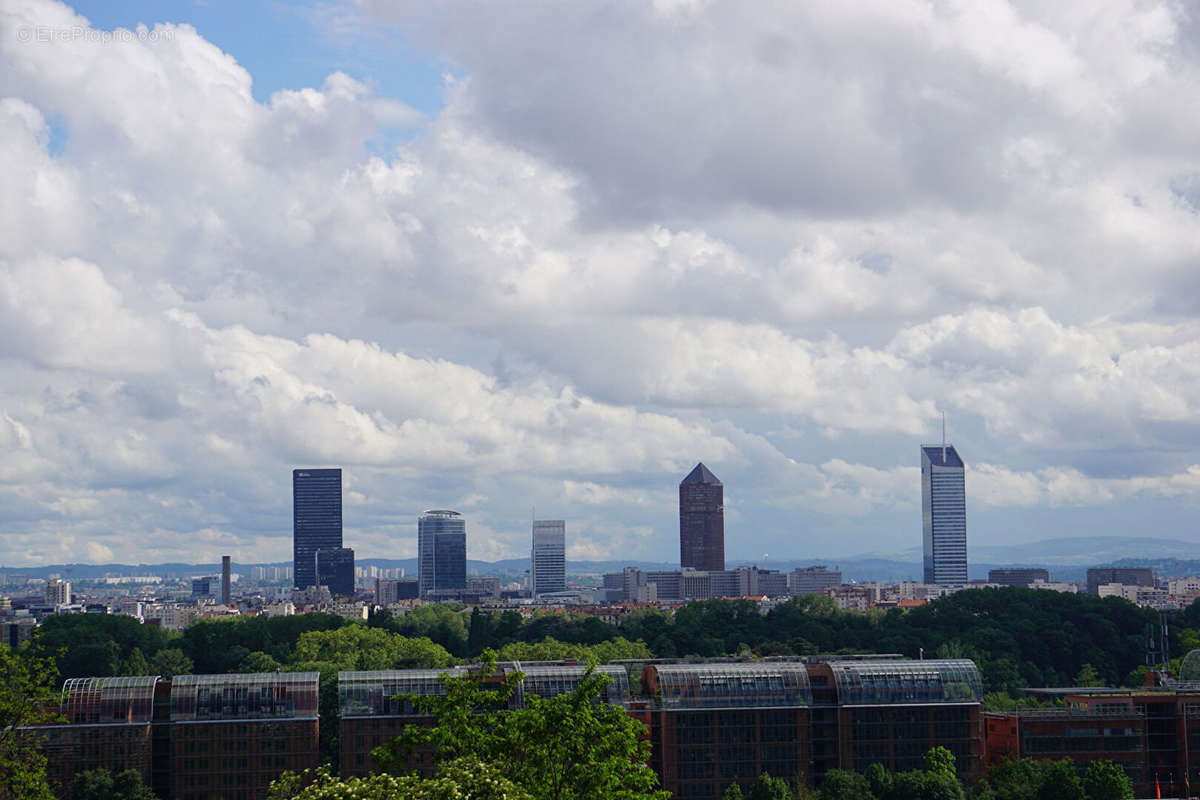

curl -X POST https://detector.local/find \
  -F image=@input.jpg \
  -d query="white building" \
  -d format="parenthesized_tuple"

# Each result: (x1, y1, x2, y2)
(45, 579, 70, 606)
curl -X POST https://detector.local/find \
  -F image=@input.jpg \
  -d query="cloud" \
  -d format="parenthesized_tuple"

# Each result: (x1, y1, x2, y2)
(0, 0, 1199, 564)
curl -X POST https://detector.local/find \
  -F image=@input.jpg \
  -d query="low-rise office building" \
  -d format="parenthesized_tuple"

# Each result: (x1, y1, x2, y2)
(985, 680, 1200, 799)
(36, 672, 319, 800)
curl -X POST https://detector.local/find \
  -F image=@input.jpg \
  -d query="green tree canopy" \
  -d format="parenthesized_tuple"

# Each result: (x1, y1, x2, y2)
(818, 769, 875, 800)
(268, 759, 531, 800)
(291, 625, 454, 670)
(0, 643, 60, 800)
(373, 653, 667, 800)
(745, 773, 792, 800)
(1081, 760, 1133, 800)
(239, 651, 282, 673)
(64, 768, 158, 800)
(1034, 759, 1084, 800)
(494, 636, 652, 664)
(150, 648, 192, 679)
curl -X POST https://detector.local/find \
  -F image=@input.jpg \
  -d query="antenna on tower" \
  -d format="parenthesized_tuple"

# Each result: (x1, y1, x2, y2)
(941, 411, 947, 462)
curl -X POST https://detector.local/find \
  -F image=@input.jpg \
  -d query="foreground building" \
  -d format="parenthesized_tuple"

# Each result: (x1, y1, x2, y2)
(38, 672, 319, 800)
(984, 675, 1200, 798)
(338, 663, 630, 778)
(41, 657, 984, 800)
(337, 656, 982, 800)
(642, 658, 984, 799)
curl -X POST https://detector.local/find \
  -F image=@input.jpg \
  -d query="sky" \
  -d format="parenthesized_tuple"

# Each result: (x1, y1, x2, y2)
(1, 0, 1200, 567)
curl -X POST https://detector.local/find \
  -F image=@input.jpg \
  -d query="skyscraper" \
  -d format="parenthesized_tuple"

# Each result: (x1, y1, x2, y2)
(417, 510, 466, 599)
(679, 463, 724, 571)
(293, 468, 342, 589)
(530, 519, 566, 596)
(220, 555, 231, 605)
(921, 444, 967, 585)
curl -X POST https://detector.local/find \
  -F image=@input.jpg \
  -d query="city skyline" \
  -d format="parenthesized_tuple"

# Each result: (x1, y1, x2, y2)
(4, 1, 1200, 567)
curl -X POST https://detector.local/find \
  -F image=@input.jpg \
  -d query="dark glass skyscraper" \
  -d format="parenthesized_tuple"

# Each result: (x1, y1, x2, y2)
(921, 445, 967, 585)
(679, 463, 724, 571)
(418, 510, 466, 599)
(293, 468, 342, 589)
(316, 547, 355, 597)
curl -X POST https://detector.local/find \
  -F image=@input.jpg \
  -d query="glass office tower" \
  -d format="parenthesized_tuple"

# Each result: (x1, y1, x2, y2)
(921, 445, 967, 585)
(530, 519, 566, 596)
(293, 468, 342, 589)
(417, 510, 466, 599)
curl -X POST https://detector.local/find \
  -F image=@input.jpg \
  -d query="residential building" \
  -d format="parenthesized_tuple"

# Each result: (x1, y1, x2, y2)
(789, 566, 842, 595)
(921, 444, 967, 585)
(680, 463, 724, 572)
(417, 510, 466, 599)
(316, 547, 355, 597)
(293, 468, 342, 590)
(530, 519, 566, 596)
(45, 578, 70, 606)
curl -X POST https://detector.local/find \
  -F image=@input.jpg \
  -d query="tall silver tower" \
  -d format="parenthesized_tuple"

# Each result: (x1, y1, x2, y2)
(921, 443, 967, 585)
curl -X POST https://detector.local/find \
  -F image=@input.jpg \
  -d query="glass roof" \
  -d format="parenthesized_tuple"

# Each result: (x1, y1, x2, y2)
(61, 676, 158, 724)
(650, 663, 813, 709)
(829, 659, 982, 705)
(512, 664, 630, 705)
(338, 668, 469, 716)
(170, 672, 319, 721)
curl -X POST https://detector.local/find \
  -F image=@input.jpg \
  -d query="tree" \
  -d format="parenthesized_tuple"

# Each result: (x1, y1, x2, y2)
(150, 648, 192, 679)
(1034, 759, 1084, 800)
(239, 651, 282, 673)
(924, 746, 958, 780)
(1073, 664, 1103, 688)
(863, 763, 891, 798)
(985, 758, 1040, 800)
(268, 759, 532, 800)
(746, 773, 792, 800)
(1081, 760, 1133, 800)
(64, 768, 158, 800)
(120, 647, 151, 677)
(374, 653, 668, 800)
(494, 636, 652, 664)
(819, 769, 875, 800)
(0, 644, 60, 800)
(291, 625, 453, 670)
(890, 770, 965, 800)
